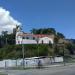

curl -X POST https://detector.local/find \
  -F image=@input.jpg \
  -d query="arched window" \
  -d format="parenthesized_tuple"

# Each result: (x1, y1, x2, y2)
(18, 41, 20, 44)
(26, 37, 29, 39)
(22, 37, 25, 39)
(33, 37, 35, 40)
(49, 41, 52, 48)
(49, 41, 51, 44)
(42, 40, 44, 44)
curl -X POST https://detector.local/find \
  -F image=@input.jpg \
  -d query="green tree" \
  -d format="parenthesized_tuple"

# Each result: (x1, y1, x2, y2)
(57, 32, 65, 39)
(1, 31, 8, 36)
(31, 28, 56, 34)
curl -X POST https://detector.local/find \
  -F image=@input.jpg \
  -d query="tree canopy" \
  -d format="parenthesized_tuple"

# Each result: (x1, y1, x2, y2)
(31, 28, 56, 35)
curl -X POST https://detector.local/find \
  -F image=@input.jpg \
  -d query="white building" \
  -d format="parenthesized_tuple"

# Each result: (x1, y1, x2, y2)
(16, 27, 54, 45)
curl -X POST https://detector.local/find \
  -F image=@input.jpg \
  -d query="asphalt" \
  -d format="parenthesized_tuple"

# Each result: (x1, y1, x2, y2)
(1, 64, 75, 75)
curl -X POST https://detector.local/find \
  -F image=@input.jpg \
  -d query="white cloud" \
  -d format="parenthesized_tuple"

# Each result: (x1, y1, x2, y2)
(0, 7, 21, 34)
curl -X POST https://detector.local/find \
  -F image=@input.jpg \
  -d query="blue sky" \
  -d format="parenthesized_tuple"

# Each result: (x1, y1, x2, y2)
(0, 0, 75, 39)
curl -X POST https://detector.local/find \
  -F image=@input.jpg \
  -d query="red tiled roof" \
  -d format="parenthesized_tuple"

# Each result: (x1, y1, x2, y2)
(33, 34, 49, 38)
(18, 33, 49, 38)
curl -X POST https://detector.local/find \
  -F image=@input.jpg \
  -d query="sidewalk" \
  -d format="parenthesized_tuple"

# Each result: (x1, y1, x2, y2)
(42, 63, 75, 68)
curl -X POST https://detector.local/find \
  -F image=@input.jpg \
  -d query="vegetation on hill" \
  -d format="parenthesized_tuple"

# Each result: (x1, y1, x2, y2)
(0, 30, 15, 48)
(0, 43, 75, 59)
(0, 27, 75, 59)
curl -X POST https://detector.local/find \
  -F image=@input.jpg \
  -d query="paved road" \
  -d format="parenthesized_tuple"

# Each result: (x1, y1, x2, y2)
(1, 65, 75, 75)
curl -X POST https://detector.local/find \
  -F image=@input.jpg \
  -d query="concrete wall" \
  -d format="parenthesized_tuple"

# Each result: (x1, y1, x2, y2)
(0, 57, 63, 68)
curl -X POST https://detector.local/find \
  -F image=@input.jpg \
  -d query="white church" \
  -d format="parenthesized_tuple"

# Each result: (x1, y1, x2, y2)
(16, 26, 54, 45)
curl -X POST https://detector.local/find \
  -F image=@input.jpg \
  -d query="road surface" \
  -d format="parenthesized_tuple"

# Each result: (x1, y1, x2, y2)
(1, 65, 75, 75)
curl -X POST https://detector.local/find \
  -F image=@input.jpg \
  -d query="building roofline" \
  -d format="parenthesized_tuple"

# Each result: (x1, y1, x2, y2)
(17, 33, 54, 38)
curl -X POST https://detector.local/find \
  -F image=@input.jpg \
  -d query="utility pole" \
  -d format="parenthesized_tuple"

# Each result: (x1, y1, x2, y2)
(22, 43, 25, 68)
(20, 25, 25, 69)
(63, 42, 65, 66)
(22, 35, 25, 69)
(36, 38, 39, 57)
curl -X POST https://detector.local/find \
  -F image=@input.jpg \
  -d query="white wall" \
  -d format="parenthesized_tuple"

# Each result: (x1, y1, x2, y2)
(21, 39, 37, 44)
(16, 36, 54, 44)
(39, 37, 54, 44)
(0, 57, 63, 68)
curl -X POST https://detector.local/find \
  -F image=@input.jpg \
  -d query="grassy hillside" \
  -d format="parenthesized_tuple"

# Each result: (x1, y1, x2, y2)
(0, 43, 73, 60)
(0, 44, 51, 59)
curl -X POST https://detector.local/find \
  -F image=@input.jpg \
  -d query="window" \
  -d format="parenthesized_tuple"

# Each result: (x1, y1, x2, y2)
(49, 41, 51, 44)
(22, 37, 25, 39)
(33, 37, 35, 40)
(18, 41, 20, 44)
(26, 37, 29, 39)
(42, 40, 44, 44)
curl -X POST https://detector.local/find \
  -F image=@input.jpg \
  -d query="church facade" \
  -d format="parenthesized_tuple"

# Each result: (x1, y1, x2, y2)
(16, 27, 54, 45)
